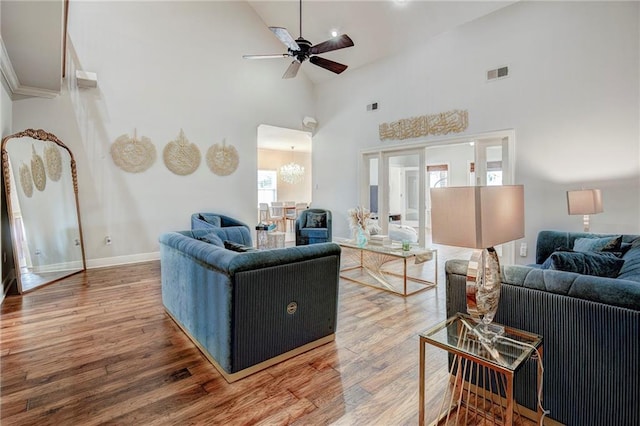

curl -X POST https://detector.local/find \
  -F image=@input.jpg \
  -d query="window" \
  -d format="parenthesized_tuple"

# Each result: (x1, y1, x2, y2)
(487, 161, 503, 186)
(258, 170, 277, 205)
(427, 164, 448, 188)
(469, 161, 502, 186)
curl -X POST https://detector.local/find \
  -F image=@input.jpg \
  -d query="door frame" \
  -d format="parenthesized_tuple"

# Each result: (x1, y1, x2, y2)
(358, 129, 517, 264)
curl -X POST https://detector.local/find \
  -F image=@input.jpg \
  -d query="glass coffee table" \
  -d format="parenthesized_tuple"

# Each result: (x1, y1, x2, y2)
(419, 313, 543, 425)
(335, 238, 437, 297)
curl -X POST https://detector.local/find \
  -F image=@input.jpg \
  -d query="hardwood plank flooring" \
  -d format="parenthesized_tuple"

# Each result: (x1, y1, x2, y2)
(1, 247, 535, 425)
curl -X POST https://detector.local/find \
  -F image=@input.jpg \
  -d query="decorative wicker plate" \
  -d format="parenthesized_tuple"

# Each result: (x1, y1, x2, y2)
(206, 140, 239, 176)
(19, 163, 33, 198)
(31, 145, 46, 192)
(163, 129, 201, 176)
(110, 131, 156, 173)
(44, 142, 62, 182)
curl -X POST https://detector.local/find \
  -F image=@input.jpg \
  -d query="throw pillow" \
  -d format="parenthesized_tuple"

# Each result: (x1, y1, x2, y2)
(545, 250, 625, 278)
(224, 240, 255, 252)
(305, 212, 327, 229)
(196, 233, 224, 247)
(199, 213, 222, 227)
(573, 236, 622, 253)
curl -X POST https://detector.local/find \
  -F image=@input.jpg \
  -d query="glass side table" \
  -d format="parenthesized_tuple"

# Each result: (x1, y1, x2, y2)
(419, 313, 543, 426)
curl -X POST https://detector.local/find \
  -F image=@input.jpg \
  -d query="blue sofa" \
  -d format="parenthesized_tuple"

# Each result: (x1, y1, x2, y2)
(190, 212, 252, 246)
(445, 230, 640, 425)
(159, 228, 341, 382)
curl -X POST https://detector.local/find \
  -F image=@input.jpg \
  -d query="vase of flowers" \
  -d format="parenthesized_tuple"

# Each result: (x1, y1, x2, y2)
(347, 206, 379, 247)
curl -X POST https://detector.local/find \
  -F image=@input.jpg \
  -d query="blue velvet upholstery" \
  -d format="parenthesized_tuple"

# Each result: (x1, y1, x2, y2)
(190, 212, 252, 246)
(541, 250, 625, 278)
(160, 229, 341, 382)
(446, 230, 640, 426)
(296, 208, 332, 245)
(535, 230, 639, 265)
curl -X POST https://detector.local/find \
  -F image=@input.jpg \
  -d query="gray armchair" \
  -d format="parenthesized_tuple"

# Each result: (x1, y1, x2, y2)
(296, 209, 332, 245)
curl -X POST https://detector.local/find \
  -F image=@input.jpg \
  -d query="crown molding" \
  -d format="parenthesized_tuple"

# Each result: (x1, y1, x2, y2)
(0, 36, 59, 99)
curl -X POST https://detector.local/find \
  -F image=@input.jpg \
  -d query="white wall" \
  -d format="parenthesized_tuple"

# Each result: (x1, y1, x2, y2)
(12, 1, 316, 266)
(313, 1, 640, 264)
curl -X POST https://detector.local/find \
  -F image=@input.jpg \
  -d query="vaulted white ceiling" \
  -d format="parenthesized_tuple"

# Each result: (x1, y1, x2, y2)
(246, 0, 516, 84)
(0, 0, 516, 97)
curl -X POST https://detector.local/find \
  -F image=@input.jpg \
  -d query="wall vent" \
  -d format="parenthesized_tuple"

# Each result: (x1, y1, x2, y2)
(487, 66, 509, 81)
(366, 102, 378, 111)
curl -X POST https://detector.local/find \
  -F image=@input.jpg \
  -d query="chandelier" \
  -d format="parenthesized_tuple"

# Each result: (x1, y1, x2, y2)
(279, 146, 305, 184)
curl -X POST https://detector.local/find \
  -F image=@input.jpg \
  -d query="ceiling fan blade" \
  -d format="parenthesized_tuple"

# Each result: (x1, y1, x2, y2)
(309, 56, 348, 74)
(282, 60, 302, 79)
(243, 54, 289, 60)
(269, 27, 300, 51)
(310, 34, 354, 55)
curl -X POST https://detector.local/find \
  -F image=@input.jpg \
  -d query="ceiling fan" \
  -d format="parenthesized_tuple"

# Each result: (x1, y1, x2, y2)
(243, 0, 354, 79)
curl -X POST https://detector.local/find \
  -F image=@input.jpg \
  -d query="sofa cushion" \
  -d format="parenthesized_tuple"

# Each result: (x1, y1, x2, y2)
(573, 235, 621, 253)
(305, 212, 327, 228)
(618, 241, 640, 283)
(195, 232, 224, 247)
(199, 213, 222, 227)
(542, 250, 624, 278)
(224, 240, 256, 252)
(300, 228, 329, 239)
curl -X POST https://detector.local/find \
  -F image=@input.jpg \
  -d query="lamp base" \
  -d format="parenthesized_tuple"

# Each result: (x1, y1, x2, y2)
(466, 247, 502, 344)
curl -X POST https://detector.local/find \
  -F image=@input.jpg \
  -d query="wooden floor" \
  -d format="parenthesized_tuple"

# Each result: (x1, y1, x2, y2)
(0, 247, 534, 425)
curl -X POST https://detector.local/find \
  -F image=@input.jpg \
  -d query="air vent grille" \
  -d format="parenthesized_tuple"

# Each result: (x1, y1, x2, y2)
(487, 66, 509, 81)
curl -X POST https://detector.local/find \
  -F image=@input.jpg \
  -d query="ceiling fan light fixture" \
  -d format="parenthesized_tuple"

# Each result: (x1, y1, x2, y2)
(242, 0, 354, 79)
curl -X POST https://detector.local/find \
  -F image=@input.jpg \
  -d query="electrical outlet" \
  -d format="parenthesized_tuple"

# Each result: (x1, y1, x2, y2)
(519, 242, 527, 257)
(105, 236, 112, 245)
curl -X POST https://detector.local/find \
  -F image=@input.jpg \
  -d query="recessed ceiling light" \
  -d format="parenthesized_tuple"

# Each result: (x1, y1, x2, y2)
(330, 29, 339, 38)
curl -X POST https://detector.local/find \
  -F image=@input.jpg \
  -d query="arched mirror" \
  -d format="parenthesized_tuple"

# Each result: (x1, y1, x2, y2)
(1, 129, 86, 293)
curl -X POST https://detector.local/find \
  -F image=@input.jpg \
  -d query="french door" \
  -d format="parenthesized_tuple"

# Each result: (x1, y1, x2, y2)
(360, 131, 515, 262)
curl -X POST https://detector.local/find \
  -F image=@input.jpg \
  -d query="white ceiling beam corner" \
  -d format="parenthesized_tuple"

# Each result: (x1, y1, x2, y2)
(0, 36, 59, 99)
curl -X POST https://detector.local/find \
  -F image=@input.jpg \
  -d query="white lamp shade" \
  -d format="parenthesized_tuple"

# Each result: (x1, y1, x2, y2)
(567, 189, 603, 215)
(430, 185, 525, 249)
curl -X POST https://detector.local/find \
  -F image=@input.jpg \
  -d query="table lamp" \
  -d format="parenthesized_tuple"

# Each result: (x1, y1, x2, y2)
(566, 189, 603, 232)
(430, 185, 524, 342)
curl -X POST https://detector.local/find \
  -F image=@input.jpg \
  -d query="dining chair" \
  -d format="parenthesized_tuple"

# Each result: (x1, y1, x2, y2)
(258, 203, 270, 223)
(284, 201, 297, 231)
(270, 202, 286, 231)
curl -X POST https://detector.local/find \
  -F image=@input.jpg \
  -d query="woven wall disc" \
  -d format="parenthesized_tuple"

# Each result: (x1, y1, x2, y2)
(206, 140, 239, 176)
(44, 142, 62, 182)
(19, 163, 33, 198)
(110, 132, 156, 173)
(31, 145, 46, 192)
(163, 129, 201, 176)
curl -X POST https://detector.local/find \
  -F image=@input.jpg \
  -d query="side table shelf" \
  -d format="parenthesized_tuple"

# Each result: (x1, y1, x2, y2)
(419, 313, 543, 425)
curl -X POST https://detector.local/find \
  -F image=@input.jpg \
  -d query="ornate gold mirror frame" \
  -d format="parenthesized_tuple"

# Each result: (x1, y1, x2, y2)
(1, 128, 86, 293)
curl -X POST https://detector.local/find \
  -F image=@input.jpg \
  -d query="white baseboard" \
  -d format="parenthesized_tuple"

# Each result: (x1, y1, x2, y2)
(87, 252, 160, 269)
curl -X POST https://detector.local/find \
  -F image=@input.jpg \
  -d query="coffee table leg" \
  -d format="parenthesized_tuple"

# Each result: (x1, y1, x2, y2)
(419, 337, 425, 426)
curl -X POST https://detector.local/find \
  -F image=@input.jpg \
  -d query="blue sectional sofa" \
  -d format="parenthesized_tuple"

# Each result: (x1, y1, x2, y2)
(445, 230, 640, 425)
(159, 228, 341, 382)
(190, 212, 252, 246)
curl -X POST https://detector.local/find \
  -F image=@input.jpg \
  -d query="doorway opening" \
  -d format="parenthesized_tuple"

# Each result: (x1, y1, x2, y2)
(257, 124, 312, 242)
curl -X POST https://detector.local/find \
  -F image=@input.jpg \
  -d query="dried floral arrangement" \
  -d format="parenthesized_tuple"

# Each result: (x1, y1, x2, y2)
(347, 206, 381, 234)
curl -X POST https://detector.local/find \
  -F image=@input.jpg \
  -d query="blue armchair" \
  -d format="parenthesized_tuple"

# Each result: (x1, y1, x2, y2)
(191, 213, 252, 246)
(296, 209, 332, 245)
